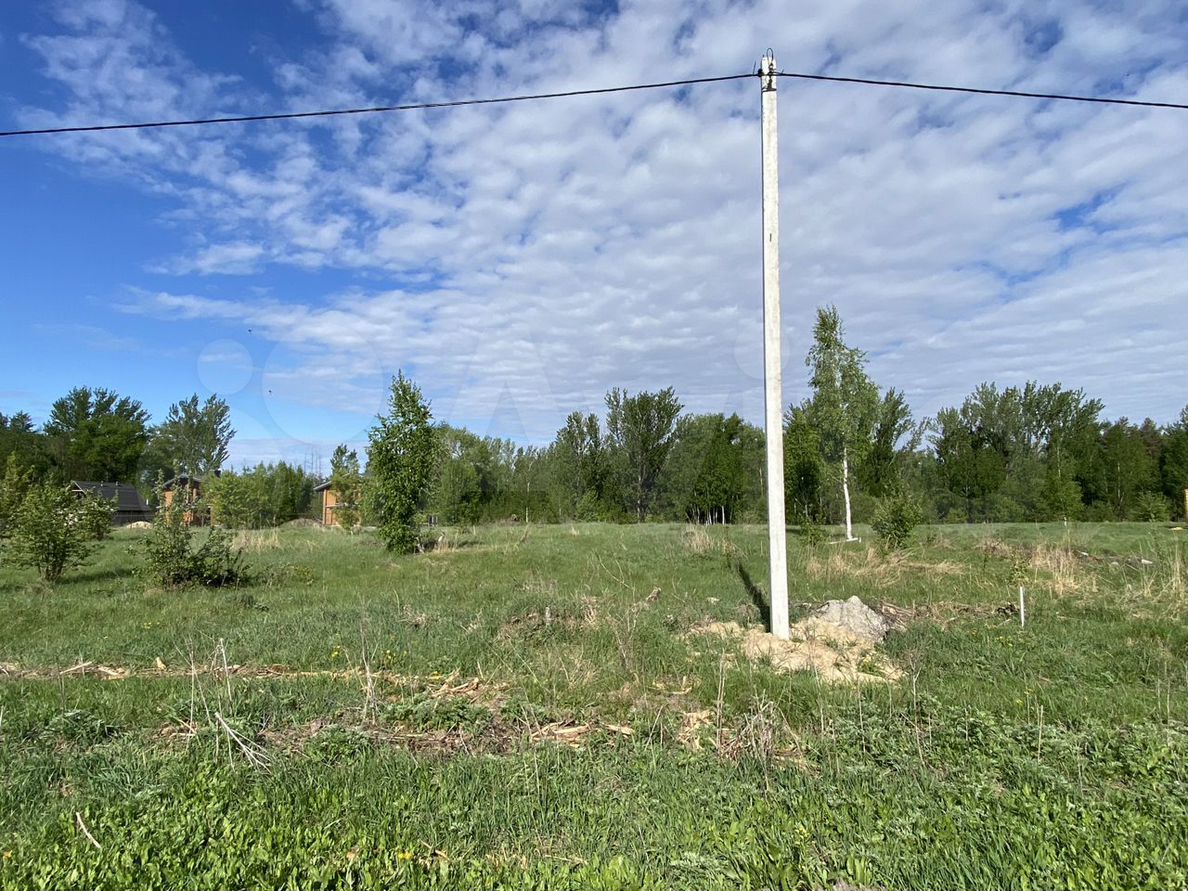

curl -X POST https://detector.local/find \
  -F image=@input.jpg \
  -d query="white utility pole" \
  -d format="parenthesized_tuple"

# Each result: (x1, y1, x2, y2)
(760, 52, 790, 640)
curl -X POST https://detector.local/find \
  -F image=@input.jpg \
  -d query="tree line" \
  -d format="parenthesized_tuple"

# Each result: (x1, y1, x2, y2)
(2, 305, 1184, 543)
(370, 305, 1184, 529)
(0, 389, 319, 532)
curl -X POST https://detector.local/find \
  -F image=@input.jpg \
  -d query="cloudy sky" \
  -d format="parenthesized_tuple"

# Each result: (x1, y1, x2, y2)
(1, 0, 1184, 467)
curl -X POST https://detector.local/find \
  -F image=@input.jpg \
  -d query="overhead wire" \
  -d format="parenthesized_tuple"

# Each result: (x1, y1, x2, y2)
(774, 70, 1188, 109)
(0, 74, 753, 138)
(0, 67, 1182, 139)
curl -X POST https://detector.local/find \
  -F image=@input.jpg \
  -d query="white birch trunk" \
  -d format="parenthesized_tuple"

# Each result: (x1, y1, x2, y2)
(842, 445, 855, 541)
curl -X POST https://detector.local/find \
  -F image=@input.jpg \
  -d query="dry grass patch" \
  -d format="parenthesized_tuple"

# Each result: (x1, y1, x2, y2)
(878, 600, 1018, 629)
(805, 546, 964, 588)
(1027, 544, 1091, 597)
(231, 529, 284, 552)
(681, 525, 738, 559)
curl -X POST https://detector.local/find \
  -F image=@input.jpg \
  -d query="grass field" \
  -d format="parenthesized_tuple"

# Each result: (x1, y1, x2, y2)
(1, 521, 1185, 889)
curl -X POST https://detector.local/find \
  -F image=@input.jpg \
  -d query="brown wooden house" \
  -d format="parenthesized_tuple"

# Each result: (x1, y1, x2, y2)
(314, 481, 342, 527)
(162, 475, 213, 526)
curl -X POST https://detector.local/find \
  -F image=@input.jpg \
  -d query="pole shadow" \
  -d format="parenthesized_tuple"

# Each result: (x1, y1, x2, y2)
(733, 560, 771, 633)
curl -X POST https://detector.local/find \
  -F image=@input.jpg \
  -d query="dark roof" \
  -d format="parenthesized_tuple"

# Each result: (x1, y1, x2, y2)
(162, 471, 224, 489)
(314, 476, 368, 492)
(70, 481, 150, 513)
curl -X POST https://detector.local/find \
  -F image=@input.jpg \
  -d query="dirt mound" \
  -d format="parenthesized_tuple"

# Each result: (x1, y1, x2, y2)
(689, 596, 900, 683)
(123, 521, 153, 529)
(282, 518, 321, 528)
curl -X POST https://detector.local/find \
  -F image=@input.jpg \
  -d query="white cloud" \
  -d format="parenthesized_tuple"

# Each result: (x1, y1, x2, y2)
(15, 0, 1188, 453)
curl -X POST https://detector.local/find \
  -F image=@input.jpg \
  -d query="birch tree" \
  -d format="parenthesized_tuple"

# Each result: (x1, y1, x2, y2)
(805, 306, 877, 541)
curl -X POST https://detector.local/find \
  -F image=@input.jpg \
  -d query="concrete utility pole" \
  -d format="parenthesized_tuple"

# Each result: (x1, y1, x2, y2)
(760, 52, 790, 640)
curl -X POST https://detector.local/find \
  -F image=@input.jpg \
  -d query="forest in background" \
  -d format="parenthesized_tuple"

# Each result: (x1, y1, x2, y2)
(2, 308, 1184, 529)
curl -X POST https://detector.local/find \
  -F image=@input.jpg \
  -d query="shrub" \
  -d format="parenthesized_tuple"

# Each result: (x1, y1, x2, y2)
(575, 490, 602, 522)
(796, 515, 827, 545)
(2, 483, 94, 582)
(871, 491, 923, 550)
(141, 487, 249, 587)
(1133, 491, 1171, 522)
(943, 506, 968, 524)
(205, 464, 315, 529)
(78, 493, 117, 540)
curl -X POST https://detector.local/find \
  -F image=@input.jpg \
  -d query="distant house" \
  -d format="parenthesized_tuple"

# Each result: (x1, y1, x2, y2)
(162, 474, 215, 526)
(69, 481, 152, 526)
(314, 481, 341, 526)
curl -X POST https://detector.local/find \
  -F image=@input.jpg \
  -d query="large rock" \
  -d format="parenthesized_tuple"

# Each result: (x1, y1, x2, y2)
(805, 595, 891, 643)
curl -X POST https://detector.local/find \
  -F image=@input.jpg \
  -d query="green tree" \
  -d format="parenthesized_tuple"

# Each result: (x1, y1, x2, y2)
(329, 444, 364, 531)
(149, 394, 235, 479)
(0, 411, 49, 479)
(662, 413, 762, 523)
(511, 445, 546, 523)
(204, 462, 314, 528)
(368, 373, 437, 553)
(1097, 420, 1159, 519)
(553, 412, 606, 517)
(604, 387, 683, 521)
(784, 403, 827, 523)
(267, 462, 314, 524)
(2, 483, 94, 582)
(1160, 406, 1187, 519)
(431, 427, 486, 525)
(804, 306, 878, 540)
(932, 406, 1008, 521)
(858, 388, 918, 498)
(1018, 382, 1102, 519)
(204, 471, 259, 529)
(44, 387, 149, 482)
(930, 381, 1104, 522)
(871, 490, 923, 551)
(0, 453, 36, 539)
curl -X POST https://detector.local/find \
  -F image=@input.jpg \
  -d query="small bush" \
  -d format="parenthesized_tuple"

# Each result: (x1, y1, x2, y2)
(872, 491, 923, 551)
(141, 489, 249, 587)
(1133, 492, 1171, 522)
(798, 517, 827, 545)
(2, 483, 94, 582)
(78, 493, 117, 540)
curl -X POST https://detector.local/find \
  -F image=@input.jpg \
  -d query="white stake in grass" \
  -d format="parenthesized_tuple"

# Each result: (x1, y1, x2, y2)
(1018, 585, 1026, 628)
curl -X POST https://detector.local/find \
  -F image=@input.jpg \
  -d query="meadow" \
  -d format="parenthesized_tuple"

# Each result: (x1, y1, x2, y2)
(1, 521, 1185, 889)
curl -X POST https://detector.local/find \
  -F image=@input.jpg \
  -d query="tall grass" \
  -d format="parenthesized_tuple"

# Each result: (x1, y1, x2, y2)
(0, 521, 1184, 887)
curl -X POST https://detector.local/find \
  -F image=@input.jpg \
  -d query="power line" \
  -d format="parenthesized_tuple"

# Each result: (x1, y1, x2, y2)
(776, 70, 1188, 109)
(0, 74, 753, 138)
(1, 66, 1181, 139)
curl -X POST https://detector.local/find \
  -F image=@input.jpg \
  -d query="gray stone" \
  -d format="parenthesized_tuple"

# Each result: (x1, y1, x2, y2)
(810, 595, 893, 643)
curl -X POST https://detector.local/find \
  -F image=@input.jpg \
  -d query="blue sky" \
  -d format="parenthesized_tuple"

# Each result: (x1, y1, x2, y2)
(1, 0, 1185, 468)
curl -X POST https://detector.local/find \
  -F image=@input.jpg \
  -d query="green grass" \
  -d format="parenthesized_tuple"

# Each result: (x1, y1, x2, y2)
(1, 521, 1185, 888)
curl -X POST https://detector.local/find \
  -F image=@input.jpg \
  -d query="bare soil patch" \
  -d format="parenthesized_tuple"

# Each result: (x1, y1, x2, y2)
(688, 607, 900, 684)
